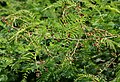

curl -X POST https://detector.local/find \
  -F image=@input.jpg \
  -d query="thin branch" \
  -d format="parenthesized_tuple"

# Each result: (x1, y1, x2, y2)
(44, 46, 52, 57)
(71, 39, 80, 56)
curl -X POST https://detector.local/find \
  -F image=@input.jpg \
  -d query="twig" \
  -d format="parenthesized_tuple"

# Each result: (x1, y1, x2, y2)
(45, 46, 52, 57)
(98, 58, 116, 74)
(71, 39, 80, 56)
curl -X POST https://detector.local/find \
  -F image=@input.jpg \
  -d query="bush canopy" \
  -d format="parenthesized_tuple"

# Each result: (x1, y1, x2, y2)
(0, 0, 120, 82)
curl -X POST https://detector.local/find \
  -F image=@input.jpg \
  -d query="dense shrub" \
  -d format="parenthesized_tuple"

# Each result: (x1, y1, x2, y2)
(0, 0, 120, 82)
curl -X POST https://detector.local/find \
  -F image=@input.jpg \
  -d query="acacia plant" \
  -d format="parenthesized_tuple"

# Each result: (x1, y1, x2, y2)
(0, 0, 120, 82)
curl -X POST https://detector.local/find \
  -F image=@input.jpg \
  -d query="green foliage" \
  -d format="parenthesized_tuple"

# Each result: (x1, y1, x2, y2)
(0, 0, 120, 82)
